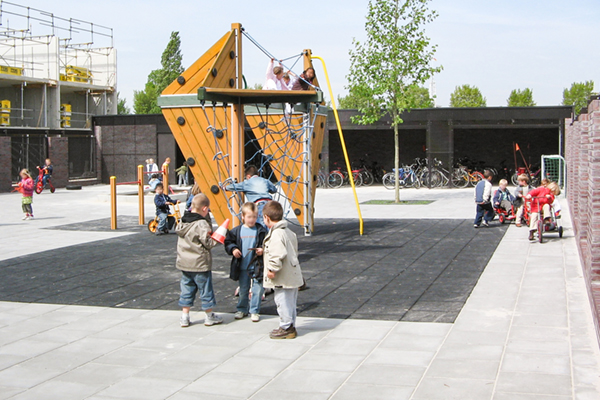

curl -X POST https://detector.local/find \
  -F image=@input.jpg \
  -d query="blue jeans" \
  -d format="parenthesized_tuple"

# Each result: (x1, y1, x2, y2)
(474, 203, 494, 226)
(237, 269, 264, 314)
(178, 271, 216, 310)
(35, 175, 50, 188)
(156, 212, 174, 233)
(256, 200, 268, 228)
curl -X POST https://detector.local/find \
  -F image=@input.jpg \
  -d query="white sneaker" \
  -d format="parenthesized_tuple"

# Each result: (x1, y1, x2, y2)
(22, 215, 28, 220)
(251, 313, 260, 322)
(28, 215, 34, 220)
(234, 311, 247, 320)
(180, 314, 190, 328)
(205, 312, 223, 326)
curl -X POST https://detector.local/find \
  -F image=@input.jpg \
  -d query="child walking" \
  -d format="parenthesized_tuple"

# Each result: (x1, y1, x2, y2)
(224, 202, 268, 322)
(176, 193, 223, 327)
(262, 200, 304, 339)
(18, 169, 34, 220)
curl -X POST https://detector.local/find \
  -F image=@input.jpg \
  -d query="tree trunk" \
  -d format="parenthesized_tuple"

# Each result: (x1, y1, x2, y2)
(394, 123, 400, 203)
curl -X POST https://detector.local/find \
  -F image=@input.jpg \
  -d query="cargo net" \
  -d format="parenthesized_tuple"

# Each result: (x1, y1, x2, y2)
(201, 102, 318, 226)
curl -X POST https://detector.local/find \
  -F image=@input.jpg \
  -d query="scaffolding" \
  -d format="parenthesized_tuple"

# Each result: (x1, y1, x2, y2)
(0, 1, 116, 129)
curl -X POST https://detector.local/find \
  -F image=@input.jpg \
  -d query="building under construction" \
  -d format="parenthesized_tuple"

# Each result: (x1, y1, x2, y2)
(0, 1, 116, 189)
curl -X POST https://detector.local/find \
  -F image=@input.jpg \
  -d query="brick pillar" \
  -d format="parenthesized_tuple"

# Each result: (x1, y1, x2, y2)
(48, 137, 69, 188)
(0, 137, 11, 192)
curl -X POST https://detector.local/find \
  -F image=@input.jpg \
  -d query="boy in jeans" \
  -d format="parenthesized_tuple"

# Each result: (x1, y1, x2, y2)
(262, 201, 303, 339)
(473, 170, 494, 228)
(224, 202, 268, 322)
(176, 193, 223, 327)
(154, 183, 178, 235)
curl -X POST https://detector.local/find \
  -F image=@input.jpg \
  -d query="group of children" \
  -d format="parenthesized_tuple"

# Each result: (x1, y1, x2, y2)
(173, 166, 302, 339)
(16, 158, 54, 220)
(474, 170, 562, 240)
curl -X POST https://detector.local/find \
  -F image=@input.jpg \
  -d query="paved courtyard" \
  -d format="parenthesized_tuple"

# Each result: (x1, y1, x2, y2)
(0, 185, 599, 399)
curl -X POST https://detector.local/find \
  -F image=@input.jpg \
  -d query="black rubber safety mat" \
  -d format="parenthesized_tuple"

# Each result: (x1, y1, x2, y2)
(0, 218, 507, 323)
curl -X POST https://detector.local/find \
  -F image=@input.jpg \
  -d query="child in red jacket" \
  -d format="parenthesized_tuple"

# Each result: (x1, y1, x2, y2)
(17, 169, 34, 220)
(525, 182, 560, 240)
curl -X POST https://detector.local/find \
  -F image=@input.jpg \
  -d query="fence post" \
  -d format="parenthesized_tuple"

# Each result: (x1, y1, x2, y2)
(110, 176, 117, 230)
(138, 165, 145, 225)
(164, 163, 169, 192)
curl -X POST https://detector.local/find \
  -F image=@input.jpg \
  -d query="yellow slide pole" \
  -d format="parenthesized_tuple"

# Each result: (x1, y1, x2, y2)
(311, 55, 364, 235)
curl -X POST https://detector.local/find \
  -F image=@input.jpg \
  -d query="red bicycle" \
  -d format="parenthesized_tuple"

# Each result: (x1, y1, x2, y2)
(35, 166, 55, 194)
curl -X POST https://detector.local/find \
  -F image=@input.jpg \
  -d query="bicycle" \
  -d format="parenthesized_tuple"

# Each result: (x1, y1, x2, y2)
(34, 166, 55, 194)
(148, 203, 182, 233)
(382, 165, 421, 189)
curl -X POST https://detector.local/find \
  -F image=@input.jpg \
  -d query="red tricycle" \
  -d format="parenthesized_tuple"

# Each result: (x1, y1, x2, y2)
(526, 197, 563, 243)
(35, 166, 55, 194)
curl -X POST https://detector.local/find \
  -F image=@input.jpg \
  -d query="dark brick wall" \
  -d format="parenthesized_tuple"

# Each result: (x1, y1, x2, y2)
(96, 123, 158, 184)
(565, 98, 600, 345)
(48, 137, 69, 188)
(0, 137, 11, 192)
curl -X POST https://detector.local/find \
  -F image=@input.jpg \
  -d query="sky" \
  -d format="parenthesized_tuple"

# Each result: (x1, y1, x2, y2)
(13, 0, 600, 109)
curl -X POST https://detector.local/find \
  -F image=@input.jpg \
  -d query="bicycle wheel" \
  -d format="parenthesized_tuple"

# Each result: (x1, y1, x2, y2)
(469, 171, 484, 186)
(148, 219, 158, 233)
(361, 170, 374, 186)
(382, 173, 395, 190)
(537, 218, 543, 243)
(452, 170, 469, 188)
(351, 172, 363, 187)
(328, 171, 344, 188)
(511, 173, 519, 186)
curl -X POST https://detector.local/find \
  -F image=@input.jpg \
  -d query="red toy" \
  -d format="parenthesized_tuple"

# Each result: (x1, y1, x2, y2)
(35, 166, 55, 194)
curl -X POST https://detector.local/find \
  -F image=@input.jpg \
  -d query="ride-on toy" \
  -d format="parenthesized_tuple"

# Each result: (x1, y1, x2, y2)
(527, 197, 563, 243)
(35, 166, 55, 194)
(148, 203, 182, 233)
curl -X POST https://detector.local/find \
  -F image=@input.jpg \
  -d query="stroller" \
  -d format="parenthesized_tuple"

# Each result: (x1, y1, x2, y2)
(526, 197, 563, 243)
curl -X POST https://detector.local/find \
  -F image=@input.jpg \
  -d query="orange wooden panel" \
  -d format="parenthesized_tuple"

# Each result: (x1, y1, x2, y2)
(162, 31, 236, 95)
(246, 113, 307, 226)
(162, 106, 237, 225)
(310, 113, 327, 227)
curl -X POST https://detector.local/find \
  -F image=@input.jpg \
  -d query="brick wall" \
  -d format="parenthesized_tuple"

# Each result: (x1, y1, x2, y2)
(565, 98, 600, 343)
(48, 137, 69, 188)
(0, 137, 11, 192)
(96, 123, 158, 184)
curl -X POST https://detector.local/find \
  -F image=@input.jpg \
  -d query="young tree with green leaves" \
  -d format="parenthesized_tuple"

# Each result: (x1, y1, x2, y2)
(507, 88, 536, 107)
(347, 0, 441, 202)
(338, 85, 434, 110)
(450, 85, 486, 107)
(134, 31, 184, 114)
(562, 81, 595, 114)
(117, 92, 130, 115)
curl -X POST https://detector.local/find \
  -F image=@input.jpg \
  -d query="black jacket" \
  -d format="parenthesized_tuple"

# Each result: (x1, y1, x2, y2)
(224, 224, 268, 281)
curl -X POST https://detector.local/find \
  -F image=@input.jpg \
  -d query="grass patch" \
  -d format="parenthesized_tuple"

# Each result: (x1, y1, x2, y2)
(361, 199, 434, 205)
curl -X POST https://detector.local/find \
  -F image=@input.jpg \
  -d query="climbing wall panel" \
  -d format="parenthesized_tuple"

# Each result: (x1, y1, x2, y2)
(162, 106, 233, 225)
(162, 31, 237, 95)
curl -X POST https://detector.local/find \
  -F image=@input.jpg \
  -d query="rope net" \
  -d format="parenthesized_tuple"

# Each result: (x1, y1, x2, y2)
(200, 102, 320, 227)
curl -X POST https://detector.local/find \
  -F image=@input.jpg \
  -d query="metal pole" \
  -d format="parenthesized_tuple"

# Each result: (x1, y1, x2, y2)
(137, 165, 144, 225)
(110, 176, 117, 230)
(311, 55, 364, 235)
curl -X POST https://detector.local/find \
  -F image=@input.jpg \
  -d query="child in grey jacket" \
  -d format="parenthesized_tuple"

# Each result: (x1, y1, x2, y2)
(175, 193, 223, 327)
(262, 200, 303, 339)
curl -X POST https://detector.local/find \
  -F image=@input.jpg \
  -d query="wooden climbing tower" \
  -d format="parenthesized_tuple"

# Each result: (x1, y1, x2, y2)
(158, 23, 327, 234)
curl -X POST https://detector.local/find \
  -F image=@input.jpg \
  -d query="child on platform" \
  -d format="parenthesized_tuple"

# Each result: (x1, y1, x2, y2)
(225, 202, 268, 322)
(154, 183, 179, 235)
(262, 200, 304, 339)
(17, 169, 34, 220)
(176, 193, 223, 327)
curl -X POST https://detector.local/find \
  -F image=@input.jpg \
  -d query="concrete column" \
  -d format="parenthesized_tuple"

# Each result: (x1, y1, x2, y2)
(48, 137, 69, 188)
(0, 137, 11, 192)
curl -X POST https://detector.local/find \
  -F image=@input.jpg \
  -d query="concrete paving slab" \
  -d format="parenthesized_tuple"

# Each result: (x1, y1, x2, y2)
(0, 187, 599, 399)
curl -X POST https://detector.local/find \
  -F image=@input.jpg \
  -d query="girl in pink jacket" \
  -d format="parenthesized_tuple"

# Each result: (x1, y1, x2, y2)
(17, 169, 34, 220)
